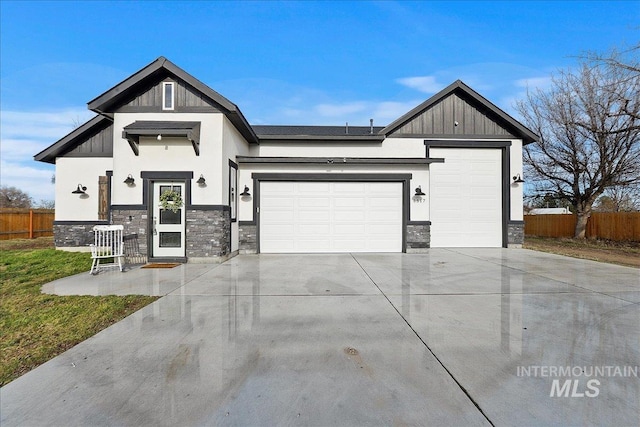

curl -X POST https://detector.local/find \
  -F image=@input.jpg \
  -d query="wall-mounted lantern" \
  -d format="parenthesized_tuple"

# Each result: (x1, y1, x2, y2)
(196, 175, 206, 185)
(240, 185, 251, 197)
(72, 184, 87, 195)
(124, 174, 135, 185)
(512, 174, 525, 184)
(414, 186, 426, 196)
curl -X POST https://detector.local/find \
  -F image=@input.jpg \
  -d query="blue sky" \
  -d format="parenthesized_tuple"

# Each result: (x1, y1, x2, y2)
(1, 0, 638, 203)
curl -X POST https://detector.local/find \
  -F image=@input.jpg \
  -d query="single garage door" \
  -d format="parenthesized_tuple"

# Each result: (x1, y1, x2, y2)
(260, 182, 402, 253)
(429, 148, 503, 247)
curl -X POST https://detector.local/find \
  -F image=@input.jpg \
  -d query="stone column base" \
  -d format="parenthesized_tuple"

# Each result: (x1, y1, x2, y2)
(508, 221, 525, 246)
(406, 222, 430, 251)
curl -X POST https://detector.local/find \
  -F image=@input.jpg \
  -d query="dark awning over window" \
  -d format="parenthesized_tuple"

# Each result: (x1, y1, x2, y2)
(122, 121, 201, 155)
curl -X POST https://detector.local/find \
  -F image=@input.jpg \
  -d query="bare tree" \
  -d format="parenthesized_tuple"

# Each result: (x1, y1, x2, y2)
(37, 199, 56, 209)
(0, 186, 34, 208)
(581, 44, 640, 122)
(517, 51, 640, 238)
(594, 185, 640, 212)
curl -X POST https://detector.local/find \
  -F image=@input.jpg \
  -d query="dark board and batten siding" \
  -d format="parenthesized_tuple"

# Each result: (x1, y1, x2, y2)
(390, 92, 515, 138)
(117, 79, 219, 112)
(65, 122, 113, 157)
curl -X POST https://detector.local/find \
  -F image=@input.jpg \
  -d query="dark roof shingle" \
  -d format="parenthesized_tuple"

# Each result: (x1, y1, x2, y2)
(253, 125, 385, 137)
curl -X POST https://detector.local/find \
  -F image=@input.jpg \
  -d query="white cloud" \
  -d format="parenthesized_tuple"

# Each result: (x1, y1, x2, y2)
(1, 109, 94, 140)
(0, 138, 49, 162)
(271, 99, 425, 127)
(395, 76, 443, 94)
(0, 107, 93, 202)
(0, 160, 55, 203)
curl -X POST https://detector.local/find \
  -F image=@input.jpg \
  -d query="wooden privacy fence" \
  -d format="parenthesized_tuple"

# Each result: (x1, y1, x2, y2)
(0, 209, 55, 240)
(524, 212, 640, 241)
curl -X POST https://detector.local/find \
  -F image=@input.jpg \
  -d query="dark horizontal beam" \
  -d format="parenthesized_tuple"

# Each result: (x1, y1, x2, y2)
(424, 139, 512, 148)
(258, 135, 384, 142)
(237, 156, 444, 165)
(251, 173, 413, 181)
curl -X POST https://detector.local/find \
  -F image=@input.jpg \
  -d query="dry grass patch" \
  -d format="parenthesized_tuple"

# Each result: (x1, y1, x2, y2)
(0, 236, 55, 250)
(524, 237, 640, 268)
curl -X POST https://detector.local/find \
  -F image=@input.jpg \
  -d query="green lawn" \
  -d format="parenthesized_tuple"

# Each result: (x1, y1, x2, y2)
(0, 247, 157, 386)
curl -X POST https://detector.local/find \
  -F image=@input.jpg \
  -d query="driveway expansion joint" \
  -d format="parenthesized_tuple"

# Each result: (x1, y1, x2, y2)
(350, 253, 495, 426)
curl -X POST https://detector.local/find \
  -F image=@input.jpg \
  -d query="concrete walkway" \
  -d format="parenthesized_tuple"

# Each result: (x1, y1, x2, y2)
(2, 249, 639, 426)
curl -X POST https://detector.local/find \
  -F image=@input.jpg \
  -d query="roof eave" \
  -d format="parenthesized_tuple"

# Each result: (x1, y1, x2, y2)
(34, 115, 112, 164)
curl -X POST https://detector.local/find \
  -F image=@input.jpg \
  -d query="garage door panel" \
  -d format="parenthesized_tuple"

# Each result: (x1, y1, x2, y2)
(298, 182, 331, 193)
(368, 182, 398, 194)
(296, 240, 332, 252)
(334, 211, 366, 221)
(368, 211, 401, 221)
(261, 212, 295, 223)
(334, 224, 366, 234)
(369, 197, 399, 207)
(368, 223, 400, 234)
(430, 148, 502, 247)
(262, 239, 295, 252)
(471, 162, 496, 172)
(334, 198, 365, 208)
(262, 182, 296, 194)
(260, 181, 402, 253)
(474, 212, 498, 221)
(298, 197, 331, 208)
(334, 183, 366, 193)
(261, 197, 295, 208)
(261, 224, 295, 235)
(299, 211, 329, 222)
(298, 211, 330, 221)
(298, 224, 331, 235)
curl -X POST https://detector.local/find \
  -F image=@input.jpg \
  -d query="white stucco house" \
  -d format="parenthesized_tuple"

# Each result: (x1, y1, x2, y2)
(35, 57, 537, 263)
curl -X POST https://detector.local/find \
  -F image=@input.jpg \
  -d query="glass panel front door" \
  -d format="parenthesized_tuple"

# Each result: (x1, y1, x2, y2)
(152, 182, 186, 258)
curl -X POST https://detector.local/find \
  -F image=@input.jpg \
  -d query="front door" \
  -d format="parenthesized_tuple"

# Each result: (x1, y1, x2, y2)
(152, 182, 186, 258)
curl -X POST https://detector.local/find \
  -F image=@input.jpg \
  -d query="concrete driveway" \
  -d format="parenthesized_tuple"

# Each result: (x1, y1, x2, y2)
(2, 249, 639, 426)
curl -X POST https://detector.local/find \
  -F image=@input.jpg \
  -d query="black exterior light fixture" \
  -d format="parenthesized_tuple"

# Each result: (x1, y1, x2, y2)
(414, 186, 426, 196)
(124, 174, 135, 185)
(240, 185, 251, 197)
(513, 174, 525, 184)
(196, 175, 206, 185)
(72, 184, 87, 195)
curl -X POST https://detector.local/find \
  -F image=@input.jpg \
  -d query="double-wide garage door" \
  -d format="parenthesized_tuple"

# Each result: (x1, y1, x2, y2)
(260, 182, 402, 253)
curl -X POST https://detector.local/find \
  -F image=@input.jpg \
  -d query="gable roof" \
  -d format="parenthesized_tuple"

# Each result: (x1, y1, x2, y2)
(34, 115, 112, 164)
(380, 80, 538, 144)
(88, 57, 258, 144)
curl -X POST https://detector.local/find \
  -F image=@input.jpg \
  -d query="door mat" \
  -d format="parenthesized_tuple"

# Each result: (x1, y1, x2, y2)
(141, 263, 181, 269)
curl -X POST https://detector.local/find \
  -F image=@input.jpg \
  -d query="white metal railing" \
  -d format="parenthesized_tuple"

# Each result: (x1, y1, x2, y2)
(90, 225, 125, 275)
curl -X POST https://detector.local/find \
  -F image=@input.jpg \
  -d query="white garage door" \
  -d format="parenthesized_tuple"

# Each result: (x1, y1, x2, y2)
(430, 148, 503, 247)
(260, 182, 402, 253)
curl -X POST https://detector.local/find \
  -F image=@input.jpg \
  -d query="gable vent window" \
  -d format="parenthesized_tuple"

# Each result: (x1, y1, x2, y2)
(163, 82, 174, 110)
